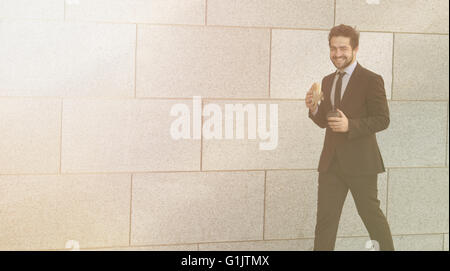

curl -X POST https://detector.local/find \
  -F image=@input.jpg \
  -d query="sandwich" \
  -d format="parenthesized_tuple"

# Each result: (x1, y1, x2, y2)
(311, 82, 323, 107)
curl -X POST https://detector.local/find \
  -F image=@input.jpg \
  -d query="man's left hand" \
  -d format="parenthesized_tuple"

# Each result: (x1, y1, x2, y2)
(327, 109, 349, 132)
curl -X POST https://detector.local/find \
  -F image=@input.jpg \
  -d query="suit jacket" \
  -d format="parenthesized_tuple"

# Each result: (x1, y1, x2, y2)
(309, 63, 389, 176)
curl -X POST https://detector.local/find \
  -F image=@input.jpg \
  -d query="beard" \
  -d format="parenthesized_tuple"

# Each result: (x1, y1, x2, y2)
(331, 51, 354, 70)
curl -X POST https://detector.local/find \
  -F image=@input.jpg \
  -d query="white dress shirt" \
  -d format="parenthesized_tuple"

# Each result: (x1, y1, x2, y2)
(311, 60, 358, 115)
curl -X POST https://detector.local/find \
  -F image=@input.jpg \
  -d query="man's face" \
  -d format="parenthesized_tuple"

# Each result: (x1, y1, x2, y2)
(329, 36, 358, 70)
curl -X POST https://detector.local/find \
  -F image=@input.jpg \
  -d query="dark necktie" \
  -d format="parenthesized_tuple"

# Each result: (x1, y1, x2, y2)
(334, 71, 346, 110)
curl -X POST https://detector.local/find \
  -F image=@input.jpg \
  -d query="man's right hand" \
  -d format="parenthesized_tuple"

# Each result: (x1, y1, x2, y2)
(305, 85, 318, 113)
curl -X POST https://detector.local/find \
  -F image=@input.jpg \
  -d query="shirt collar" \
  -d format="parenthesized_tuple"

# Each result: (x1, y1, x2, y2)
(336, 60, 357, 76)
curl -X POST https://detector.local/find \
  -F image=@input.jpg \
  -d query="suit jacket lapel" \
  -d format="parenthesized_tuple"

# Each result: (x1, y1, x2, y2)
(340, 62, 362, 109)
(324, 73, 334, 112)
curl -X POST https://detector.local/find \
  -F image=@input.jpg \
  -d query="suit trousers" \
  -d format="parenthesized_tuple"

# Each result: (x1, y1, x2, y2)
(313, 156, 395, 251)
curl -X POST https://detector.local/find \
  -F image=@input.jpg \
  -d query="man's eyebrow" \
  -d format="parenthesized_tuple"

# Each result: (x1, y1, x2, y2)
(330, 45, 350, 49)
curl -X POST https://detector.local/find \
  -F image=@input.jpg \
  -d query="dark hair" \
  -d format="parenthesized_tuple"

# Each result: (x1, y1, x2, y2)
(328, 24, 360, 49)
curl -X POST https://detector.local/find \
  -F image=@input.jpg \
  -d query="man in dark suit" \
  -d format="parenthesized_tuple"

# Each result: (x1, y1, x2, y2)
(305, 24, 394, 251)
